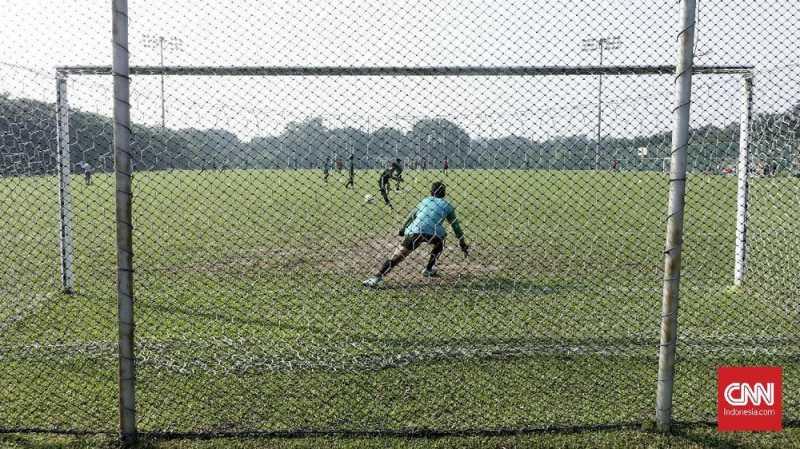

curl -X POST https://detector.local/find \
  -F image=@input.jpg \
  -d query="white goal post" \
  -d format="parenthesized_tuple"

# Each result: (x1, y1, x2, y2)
(734, 75, 754, 286)
(56, 73, 74, 294)
(53, 64, 755, 293)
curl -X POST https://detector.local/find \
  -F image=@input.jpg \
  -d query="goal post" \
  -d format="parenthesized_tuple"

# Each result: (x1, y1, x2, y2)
(56, 73, 75, 294)
(734, 74, 754, 287)
(52, 62, 754, 291)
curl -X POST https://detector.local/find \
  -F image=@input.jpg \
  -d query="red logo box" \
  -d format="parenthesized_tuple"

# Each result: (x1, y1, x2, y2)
(718, 366, 782, 431)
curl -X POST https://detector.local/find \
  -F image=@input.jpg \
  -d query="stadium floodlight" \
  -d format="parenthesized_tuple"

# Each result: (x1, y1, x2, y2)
(581, 36, 623, 170)
(142, 34, 184, 128)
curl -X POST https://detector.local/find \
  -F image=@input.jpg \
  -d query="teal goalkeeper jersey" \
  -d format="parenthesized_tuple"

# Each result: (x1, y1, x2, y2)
(404, 196, 462, 239)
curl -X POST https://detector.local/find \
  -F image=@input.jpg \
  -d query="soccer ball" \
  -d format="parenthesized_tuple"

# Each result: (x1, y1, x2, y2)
(364, 194, 375, 204)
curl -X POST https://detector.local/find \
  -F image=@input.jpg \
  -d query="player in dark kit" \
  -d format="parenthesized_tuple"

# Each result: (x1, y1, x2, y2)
(364, 181, 469, 287)
(323, 156, 330, 182)
(345, 154, 355, 188)
(443, 157, 449, 175)
(79, 161, 93, 185)
(378, 166, 401, 209)
(390, 158, 404, 191)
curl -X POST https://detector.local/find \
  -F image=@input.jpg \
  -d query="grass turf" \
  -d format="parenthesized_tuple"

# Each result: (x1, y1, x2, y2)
(0, 169, 798, 434)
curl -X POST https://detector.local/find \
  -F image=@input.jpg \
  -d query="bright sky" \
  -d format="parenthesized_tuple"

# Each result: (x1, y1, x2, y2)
(1, 0, 798, 141)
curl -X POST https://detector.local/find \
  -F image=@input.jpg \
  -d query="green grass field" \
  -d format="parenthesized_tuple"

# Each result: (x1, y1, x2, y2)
(0, 169, 798, 436)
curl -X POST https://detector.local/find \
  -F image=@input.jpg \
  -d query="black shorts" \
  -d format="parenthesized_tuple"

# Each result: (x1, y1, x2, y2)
(401, 233, 444, 251)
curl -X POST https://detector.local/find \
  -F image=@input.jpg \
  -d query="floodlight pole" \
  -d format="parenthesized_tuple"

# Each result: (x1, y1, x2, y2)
(143, 34, 182, 129)
(734, 75, 753, 286)
(113, 0, 137, 444)
(55, 74, 75, 294)
(596, 42, 604, 171)
(655, 0, 696, 433)
(582, 37, 621, 170)
(159, 37, 165, 128)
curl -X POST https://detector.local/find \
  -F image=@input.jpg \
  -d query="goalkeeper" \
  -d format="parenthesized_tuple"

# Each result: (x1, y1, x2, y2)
(364, 182, 469, 287)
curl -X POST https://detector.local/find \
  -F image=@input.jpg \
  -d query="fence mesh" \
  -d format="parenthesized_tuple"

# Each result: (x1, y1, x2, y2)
(0, 0, 798, 436)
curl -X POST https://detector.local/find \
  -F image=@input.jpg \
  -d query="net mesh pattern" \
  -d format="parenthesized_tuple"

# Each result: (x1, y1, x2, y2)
(0, 0, 797, 435)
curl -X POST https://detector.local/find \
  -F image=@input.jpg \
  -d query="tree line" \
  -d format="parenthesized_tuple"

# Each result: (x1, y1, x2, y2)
(1, 93, 798, 177)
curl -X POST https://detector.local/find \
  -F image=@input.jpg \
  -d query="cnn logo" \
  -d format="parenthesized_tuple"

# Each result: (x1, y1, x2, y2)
(723, 382, 774, 406)
(718, 366, 782, 432)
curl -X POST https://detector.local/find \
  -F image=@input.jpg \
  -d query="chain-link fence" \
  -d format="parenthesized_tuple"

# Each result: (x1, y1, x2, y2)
(1, 0, 798, 439)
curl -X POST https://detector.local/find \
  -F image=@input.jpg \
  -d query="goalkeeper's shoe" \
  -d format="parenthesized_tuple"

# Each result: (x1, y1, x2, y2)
(422, 267, 439, 278)
(363, 276, 383, 288)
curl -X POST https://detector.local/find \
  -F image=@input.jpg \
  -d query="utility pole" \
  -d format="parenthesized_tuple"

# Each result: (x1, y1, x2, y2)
(582, 36, 622, 170)
(656, 0, 696, 431)
(143, 35, 183, 129)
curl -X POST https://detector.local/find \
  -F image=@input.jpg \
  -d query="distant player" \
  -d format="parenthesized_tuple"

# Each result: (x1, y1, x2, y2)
(346, 154, 355, 188)
(390, 158, 404, 191)
(79, 161, 93, 185)
(378, 165, 401, 208)
(443, 157, 449, 175)
(323, 156, 330, 182)
(364, 182, 469, 287)
(767, 160, 779, 177)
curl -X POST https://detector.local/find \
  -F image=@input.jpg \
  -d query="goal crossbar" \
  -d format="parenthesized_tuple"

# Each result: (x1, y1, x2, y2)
(55, 65, 754, 77)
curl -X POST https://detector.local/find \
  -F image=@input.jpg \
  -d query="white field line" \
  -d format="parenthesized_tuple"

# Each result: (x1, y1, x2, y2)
(2, 335, 797, 375)
(0, 292, 55, 335)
